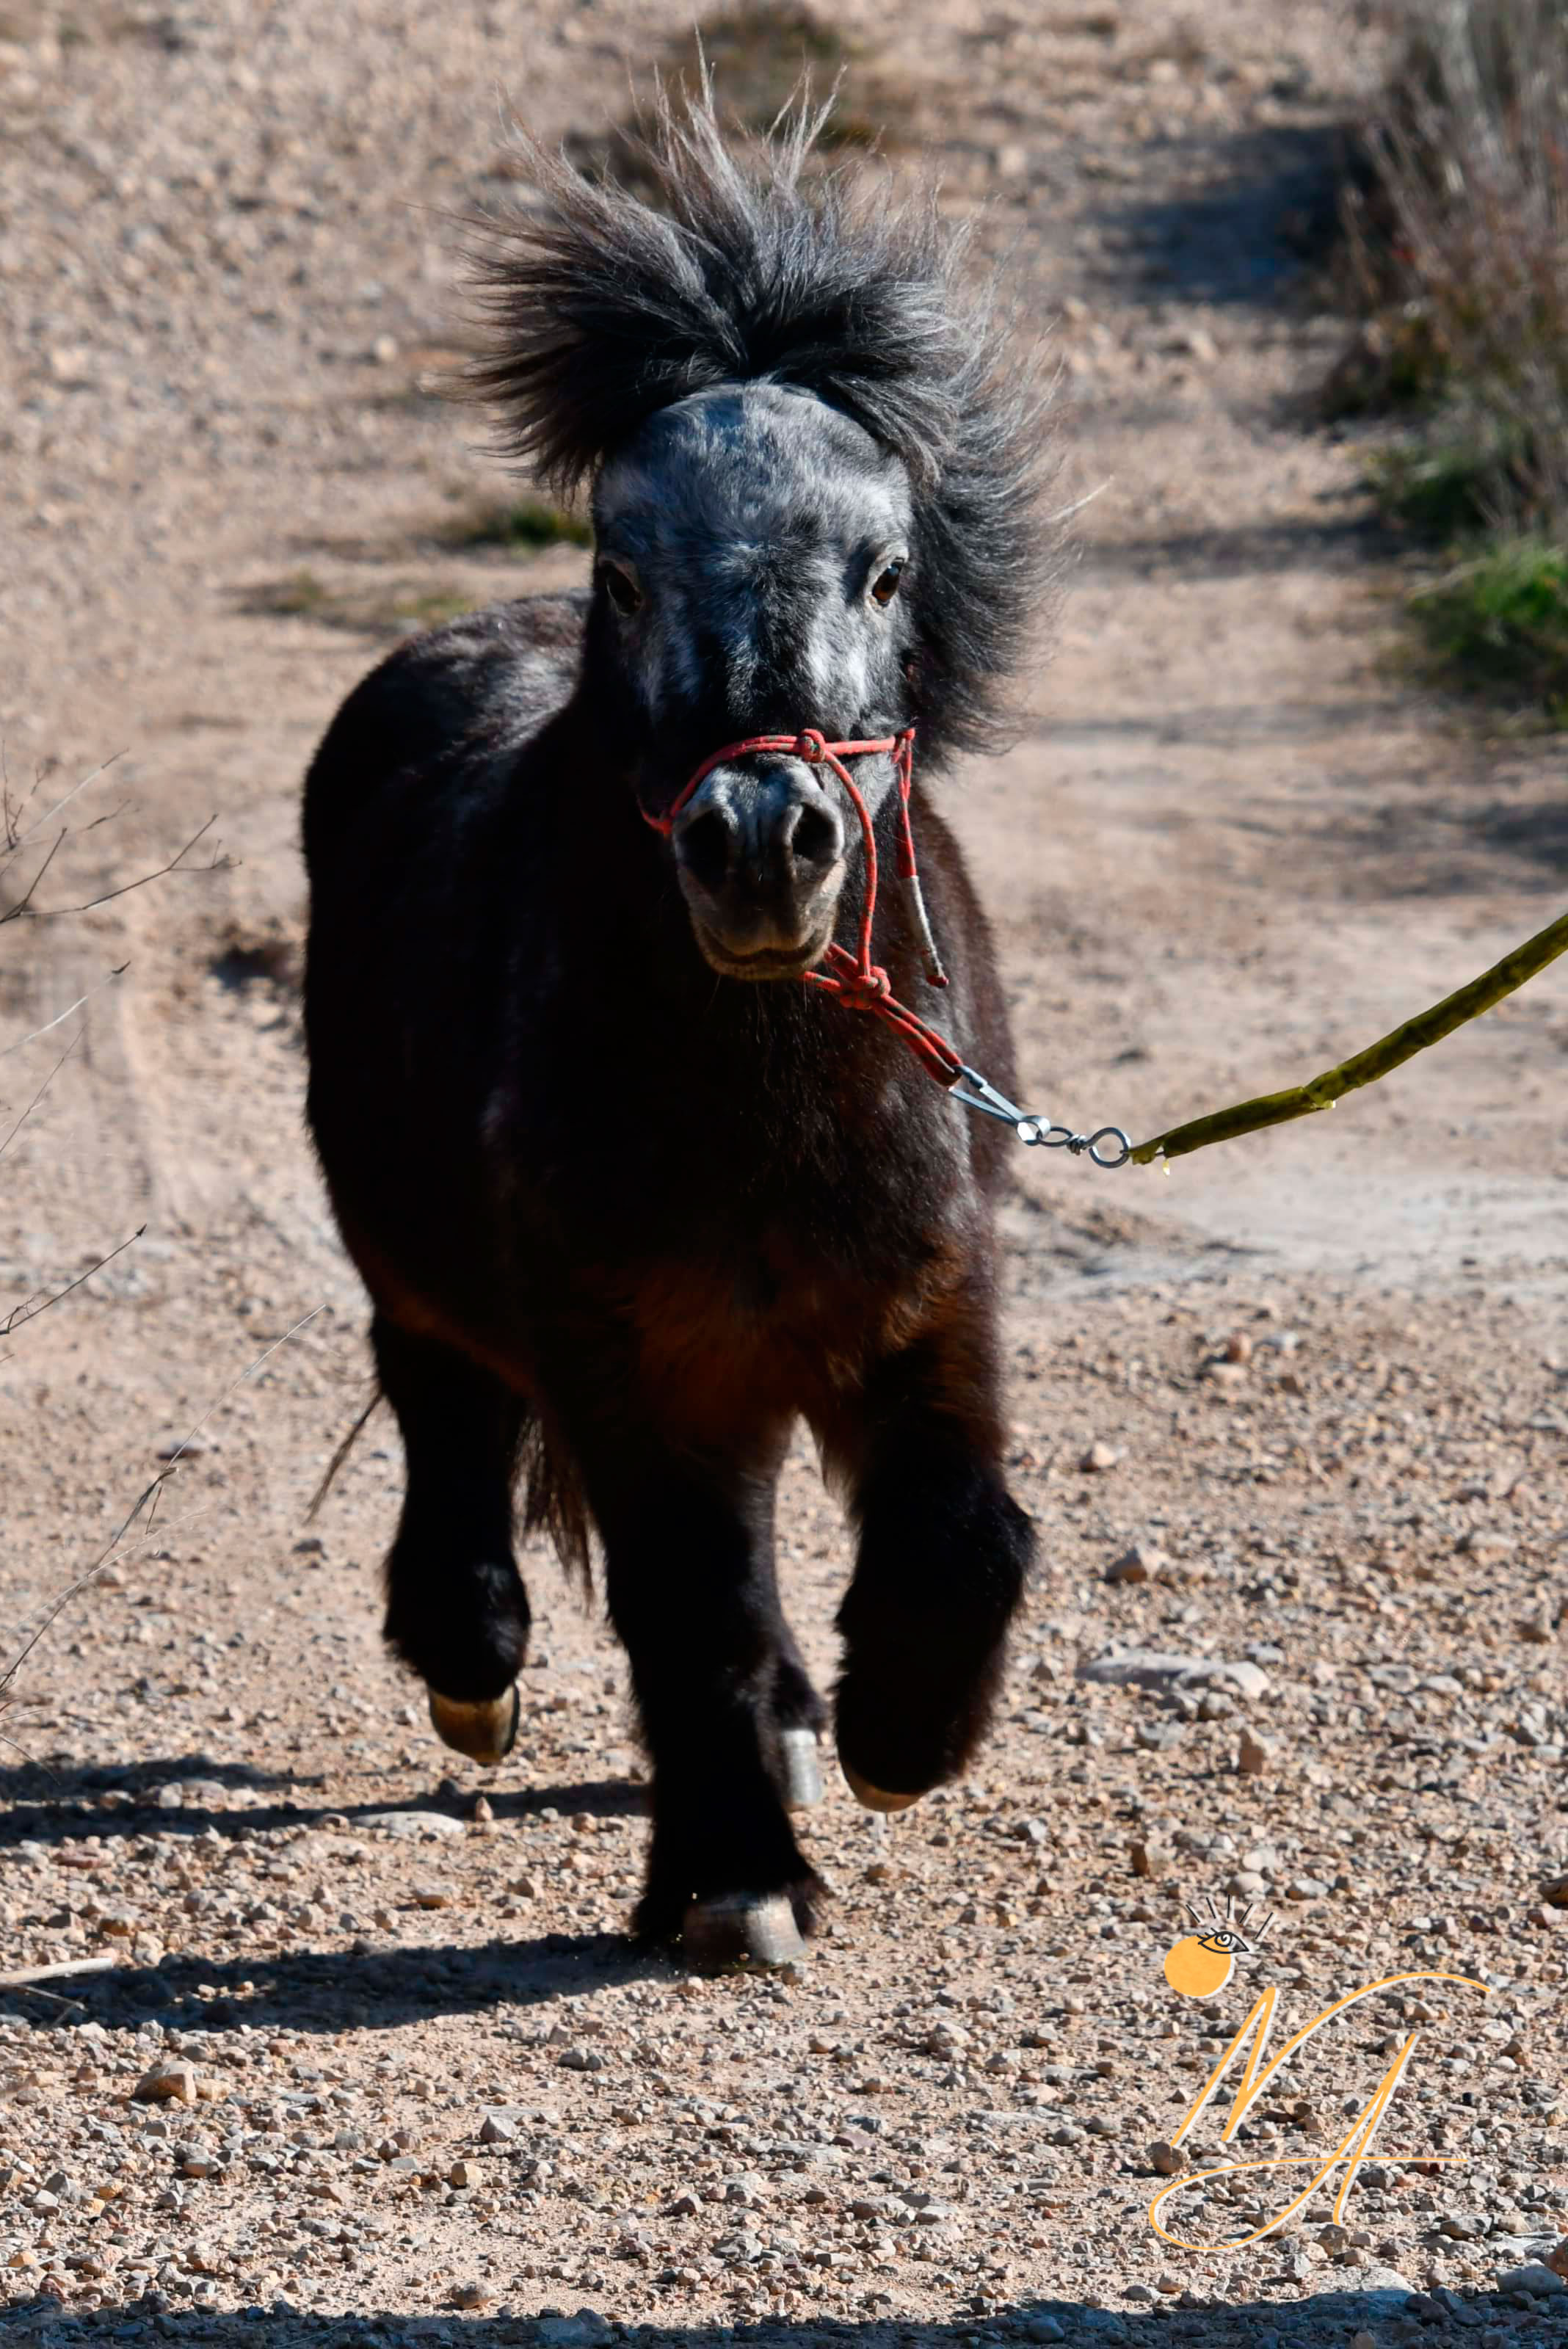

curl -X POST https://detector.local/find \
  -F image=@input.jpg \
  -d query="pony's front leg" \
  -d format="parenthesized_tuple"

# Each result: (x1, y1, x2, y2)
(576, 1427, 824, 1967)
(832, 1293, 1034, 1810)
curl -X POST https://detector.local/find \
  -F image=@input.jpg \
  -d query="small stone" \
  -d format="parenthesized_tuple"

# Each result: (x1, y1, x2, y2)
(1517, 1607, 1555, 1644)
(447, 2160, 471, 2189)
(478, 2113, 516, 2144)
(471, 1793, 494, 1824)
(1147, 2141, 1185, 2176)
(558, 2045, 604, 2072)
(1499, 2262, 1568, 2298)
(362, 1809, 465, 1841)
(1078, 1440, 1121, 1473)
(537, 2314, 612, 2349)
(449, 2284, 489, 2310)
(1106, 1544, 1166, 1584)
(1237, 1729, 1272, 1777)
(1202, 1359, 1249, 1393)
(1130, 1839, 1172, 1879)
(1545, 2237, 1568, 2279)
(412, 1884, 451, 1909)
(1021, 2322, 1064, 2344)
(1224, 1330, 1254, 1364)
(133, 2062, 197, 2105)
(371, 334, 399, 365)
(1351, 2334, 1377, 2349)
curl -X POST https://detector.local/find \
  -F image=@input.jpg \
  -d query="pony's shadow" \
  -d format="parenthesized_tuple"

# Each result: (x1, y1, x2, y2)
(0, 1752, 644, 1854)
(0, 2288, 1532, 2348)
(0, 1928, 669, 2036)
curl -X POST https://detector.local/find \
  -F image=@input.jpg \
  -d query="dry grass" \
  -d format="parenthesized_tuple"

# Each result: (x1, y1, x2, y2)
(1333, 0, 1568, 718)
(239, 569, 479, 636)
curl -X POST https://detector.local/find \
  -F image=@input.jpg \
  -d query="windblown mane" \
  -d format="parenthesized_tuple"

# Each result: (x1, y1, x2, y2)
(464, 89, 1064, 756)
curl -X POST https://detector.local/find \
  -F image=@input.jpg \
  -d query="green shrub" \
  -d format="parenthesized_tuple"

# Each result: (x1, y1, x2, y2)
(1408, 538, 1568, 717)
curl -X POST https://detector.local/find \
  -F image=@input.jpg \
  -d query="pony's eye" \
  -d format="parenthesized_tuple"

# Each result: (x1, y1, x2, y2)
(871, 557, 906, 607)
(600, 560, 642, 617)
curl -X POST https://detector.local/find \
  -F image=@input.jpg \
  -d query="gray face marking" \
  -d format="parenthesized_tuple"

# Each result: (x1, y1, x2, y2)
(592, 383, 918, 975)
(593, 384, 915, 810)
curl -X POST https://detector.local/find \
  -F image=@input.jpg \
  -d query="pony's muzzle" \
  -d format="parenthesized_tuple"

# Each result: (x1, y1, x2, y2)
(672, 759, 846, 976)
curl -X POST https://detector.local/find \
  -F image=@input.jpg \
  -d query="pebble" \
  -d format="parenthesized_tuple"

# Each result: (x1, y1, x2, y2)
(1079, 1648, 1269, 1701)
(132, 2062, 197, 2105)
(1105, 1544, 1166, 1583)
(1237, 1728, 1272, 1776)
(361, 1809, 465, 1840)
(536, 2314, 613, 2347)
(1147, 2141, 1185, 2176)
(478, 2113, 516, 2143)
(1079, 1440, 1122, 1472)
(1498, 2262, 1568, 2297)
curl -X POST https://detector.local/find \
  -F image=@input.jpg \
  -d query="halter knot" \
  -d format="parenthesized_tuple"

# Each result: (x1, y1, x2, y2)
(793, 729, 829, 764)
(838, 961, 893, 1009)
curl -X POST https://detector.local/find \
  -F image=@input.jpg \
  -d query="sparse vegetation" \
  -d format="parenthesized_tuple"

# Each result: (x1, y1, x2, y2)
(563, 3, 923, 190)
(239, 570, 477, 636)
(1335, 1, 1568, 719)
(438, 494, 591, 554)
(1408, 537, 1568, 720)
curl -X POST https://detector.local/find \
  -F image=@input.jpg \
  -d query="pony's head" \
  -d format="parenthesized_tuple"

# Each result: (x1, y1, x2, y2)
(467, 91, 1062, 978)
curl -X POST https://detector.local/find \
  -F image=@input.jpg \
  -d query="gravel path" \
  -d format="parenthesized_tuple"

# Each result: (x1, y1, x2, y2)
(3, 2, 1567, 2345)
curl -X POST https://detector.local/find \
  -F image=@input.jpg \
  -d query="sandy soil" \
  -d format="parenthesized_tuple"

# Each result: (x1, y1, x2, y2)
(4, 4, 1568, 2347)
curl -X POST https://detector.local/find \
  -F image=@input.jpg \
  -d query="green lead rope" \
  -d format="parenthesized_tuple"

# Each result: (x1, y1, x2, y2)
(1129, 905, 1568, 1169)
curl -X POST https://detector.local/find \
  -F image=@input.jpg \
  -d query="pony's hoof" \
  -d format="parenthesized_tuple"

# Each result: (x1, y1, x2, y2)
(682, 1895, 805, 1971)
(427, 1683, 520, 1767)
(841, 1759, 922, 1814)
(780, 1727, 824, 1811)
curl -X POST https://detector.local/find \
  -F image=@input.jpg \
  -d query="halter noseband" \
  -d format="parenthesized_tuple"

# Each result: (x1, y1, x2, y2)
(641, 727, 965, 1086)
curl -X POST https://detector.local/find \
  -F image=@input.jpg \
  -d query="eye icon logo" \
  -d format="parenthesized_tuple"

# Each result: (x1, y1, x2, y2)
(1163, 1897, 1273, 1999)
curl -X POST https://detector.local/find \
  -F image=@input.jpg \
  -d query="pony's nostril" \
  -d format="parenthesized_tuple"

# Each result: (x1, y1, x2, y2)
(789, 802, 841, 877)
(675, 805, 736, 896)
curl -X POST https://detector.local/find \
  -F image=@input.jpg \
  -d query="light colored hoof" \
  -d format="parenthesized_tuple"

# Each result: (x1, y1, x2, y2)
(780, 1727, 824, 1811)
(841, 1759, 922, 1814)
(427, 1683, 520, 1768)
(683, 1894, 805, 1971)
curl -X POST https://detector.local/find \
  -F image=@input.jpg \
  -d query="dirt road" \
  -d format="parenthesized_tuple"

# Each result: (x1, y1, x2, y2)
(4, 3, 1568, 2344)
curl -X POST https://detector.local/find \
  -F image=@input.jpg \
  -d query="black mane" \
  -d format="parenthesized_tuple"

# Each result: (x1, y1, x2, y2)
(464, 90, 1063, 755)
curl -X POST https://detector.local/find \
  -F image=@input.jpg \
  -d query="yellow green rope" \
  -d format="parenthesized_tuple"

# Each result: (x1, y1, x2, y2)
(1130, 905, 1568, 1168)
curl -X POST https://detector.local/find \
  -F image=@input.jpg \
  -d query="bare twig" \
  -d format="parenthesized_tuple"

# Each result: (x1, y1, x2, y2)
(0, 1309, 327, 1711)
(0, 1956, 117, 1990)
(1, 827, 68, 925)
(0, 965, 128, 1060)
(23, 815, 232, 921)
(0, 1030, 81, 1163)
(0, 1225, 146, 1337)
(1, 750, 126, 855)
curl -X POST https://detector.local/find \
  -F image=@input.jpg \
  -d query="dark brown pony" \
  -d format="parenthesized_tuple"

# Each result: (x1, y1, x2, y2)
(302, 93, 1060, 1964)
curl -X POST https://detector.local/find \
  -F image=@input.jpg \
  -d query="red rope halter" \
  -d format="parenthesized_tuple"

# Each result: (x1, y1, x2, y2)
(641, 727, 965, 1087)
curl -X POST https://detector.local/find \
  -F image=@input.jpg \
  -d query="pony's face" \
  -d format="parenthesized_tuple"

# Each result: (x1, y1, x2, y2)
(592, 383, 916, 981)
